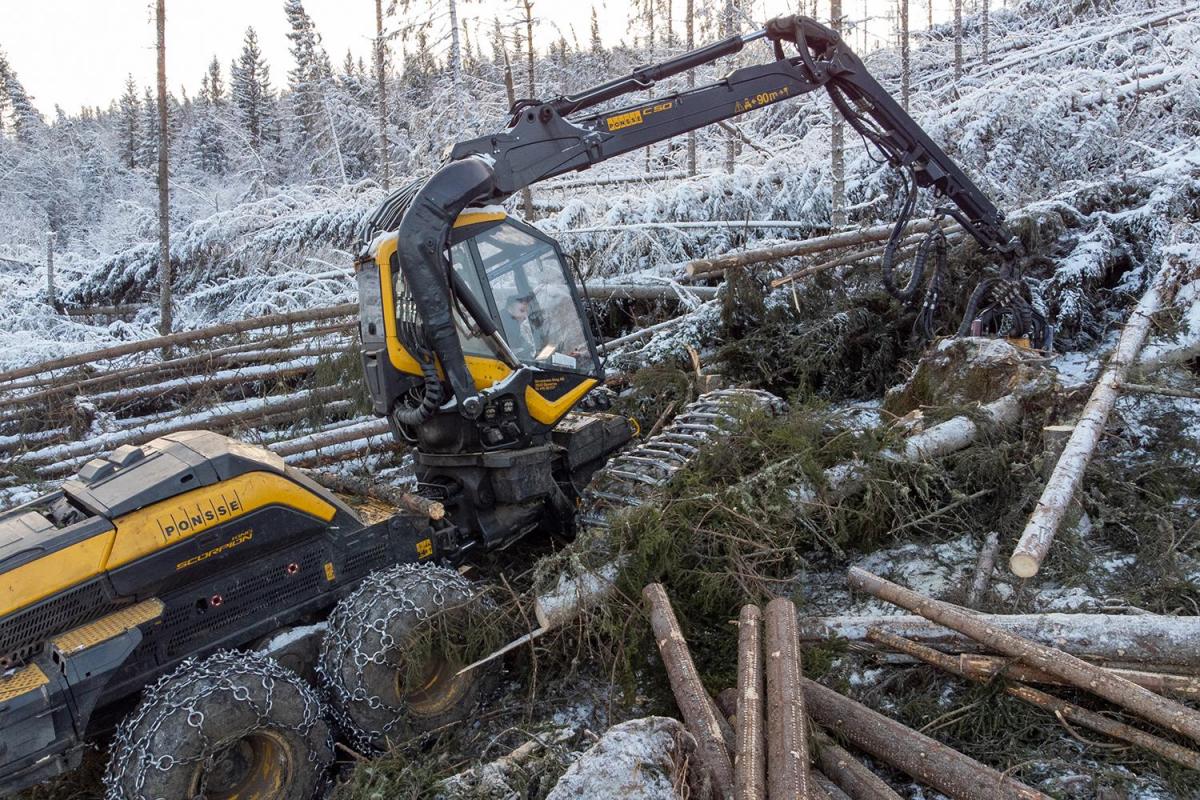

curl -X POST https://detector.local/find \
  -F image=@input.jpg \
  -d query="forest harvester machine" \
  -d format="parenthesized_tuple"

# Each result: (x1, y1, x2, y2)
(0, 15, 1044, 799)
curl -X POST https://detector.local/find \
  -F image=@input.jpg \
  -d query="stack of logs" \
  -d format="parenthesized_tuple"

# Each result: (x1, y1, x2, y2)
(644, 568, 1200, 799)
(0, 304, 406, 481)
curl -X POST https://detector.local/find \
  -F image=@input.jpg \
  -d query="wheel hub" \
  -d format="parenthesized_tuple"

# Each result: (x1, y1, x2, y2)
(192, 730, 295, 800)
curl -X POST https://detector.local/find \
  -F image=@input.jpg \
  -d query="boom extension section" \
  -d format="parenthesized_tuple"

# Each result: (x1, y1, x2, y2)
(366, 13, 1045, 422)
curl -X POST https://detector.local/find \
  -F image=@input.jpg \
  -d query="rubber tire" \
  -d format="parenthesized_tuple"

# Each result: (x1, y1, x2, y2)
(103, 650, 333, 800)
(317, 563, 498, 753)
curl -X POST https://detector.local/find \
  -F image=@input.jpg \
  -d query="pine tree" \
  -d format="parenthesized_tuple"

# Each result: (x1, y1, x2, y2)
(201, 56, 225, 105)
(462, 20, 477, 73)
(0, 50, 45, 143)
(285, 0, 331, 147)
(119, 76, 140, 168)
(590, 7, 603, 54)
(231, 27, 272, 150)
(137, 87, 159, 169)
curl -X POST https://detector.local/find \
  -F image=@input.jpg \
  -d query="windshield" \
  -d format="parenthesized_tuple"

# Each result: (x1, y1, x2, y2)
(472, 223, 596, 373)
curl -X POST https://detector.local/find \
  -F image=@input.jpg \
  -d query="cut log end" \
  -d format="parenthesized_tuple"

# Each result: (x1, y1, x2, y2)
(1009, 552, 1040, 578)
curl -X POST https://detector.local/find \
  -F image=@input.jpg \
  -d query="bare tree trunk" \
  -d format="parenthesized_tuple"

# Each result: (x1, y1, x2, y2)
(830, 0, 846, 227)
(848, 567, 1200, 747)
(965, 531, 1000, 608)
(155, 0, 172, 337)
(928, 0, 933, 29)
(813, 729, 903, 800)
(374, 0, 391, 190)
(803, 680, 1050, 800)
(764, 598, 812, 799)
(900, 0, 910, 110)
(643, 583, 735, 796)
(645, 0, 655, 172)
(448, 0, 462, 84)
(1010, 254, 1195, 578)
(735, 606, 765, 800)
(981, 0, 989, 65)
(523, 0, 536, 97)
(686, 219, 952, 277)
(953, 0, 963, 81)
(45, 231, 55, 309)
(723, 0, 736, 173)
(686, 0, 696, 175)
(867, 628, 1200, 770)
(957, 654, 1200, 700)
(795, 611, 1200, 667)
(502, 55, 536, 219)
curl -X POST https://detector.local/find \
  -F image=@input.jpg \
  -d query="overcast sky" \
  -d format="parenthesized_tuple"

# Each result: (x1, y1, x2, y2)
(1, 1, 961, 115)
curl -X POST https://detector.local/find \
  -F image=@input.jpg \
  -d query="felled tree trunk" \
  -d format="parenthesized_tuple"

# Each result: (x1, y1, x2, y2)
(965, 531, 1000, 608)
(764, 597, 812, 799)
(795, 611, 1200, 667)
(957, 654, 1200, 700)
(848, 567, 1200, 747)
(895, 395, 1021, 461)
(0, 303, 357, 386)
(685, 220, 950, 278)
(867, 628, 1200, 770)
(802, 680, 1050, 800)
(1010, 253, 1196, 577)
(813, 729, 902, 800)
(303, 467, 443, 520)
(643, 583, 734, 797)
(734, 605, 765, 800)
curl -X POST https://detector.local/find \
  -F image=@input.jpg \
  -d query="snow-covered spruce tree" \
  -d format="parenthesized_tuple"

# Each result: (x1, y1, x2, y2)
(284, 0, 333, 164)
(0, 50, 45, 144)
(136, 87, 159, 172)
(231, 27, 274, 153)
(193, 57, 229, 175)
(117, 75, 140, 169)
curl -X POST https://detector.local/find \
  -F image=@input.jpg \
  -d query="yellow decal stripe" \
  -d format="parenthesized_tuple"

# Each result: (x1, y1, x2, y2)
(108, 471, 335, 568)
(0, 532, 115, 619)
(0, 663, 48, 703)
(524, 378, 598, 426)
(50, 598, 165, 655)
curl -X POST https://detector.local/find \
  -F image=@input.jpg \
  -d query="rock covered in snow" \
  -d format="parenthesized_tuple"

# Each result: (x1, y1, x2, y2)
(545, 717, 697, 800)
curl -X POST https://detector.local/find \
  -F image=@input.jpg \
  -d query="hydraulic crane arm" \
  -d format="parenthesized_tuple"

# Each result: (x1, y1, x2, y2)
(449, 16, 1013, 254)
(379, 14, 1033, 419)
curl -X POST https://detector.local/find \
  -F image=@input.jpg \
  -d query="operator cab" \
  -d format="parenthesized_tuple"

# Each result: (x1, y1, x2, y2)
(356, 209, 603, 452)
(448, 211, 598, 375)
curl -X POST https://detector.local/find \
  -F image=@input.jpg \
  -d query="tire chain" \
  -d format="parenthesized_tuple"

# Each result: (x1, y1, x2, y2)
(579, 388, 786, 530)
(315, 562, 476, 755)
(103, 649, 331, 800)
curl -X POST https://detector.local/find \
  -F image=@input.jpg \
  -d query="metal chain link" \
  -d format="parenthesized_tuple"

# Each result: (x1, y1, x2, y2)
(579, 388, 786, 529)
(315, 562, 476, 755)
(103, 649, 331, 800)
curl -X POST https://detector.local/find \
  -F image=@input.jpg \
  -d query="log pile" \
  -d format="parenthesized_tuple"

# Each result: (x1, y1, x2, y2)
(643, 570, 1200, 798)
(0, 304, 400, 483)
